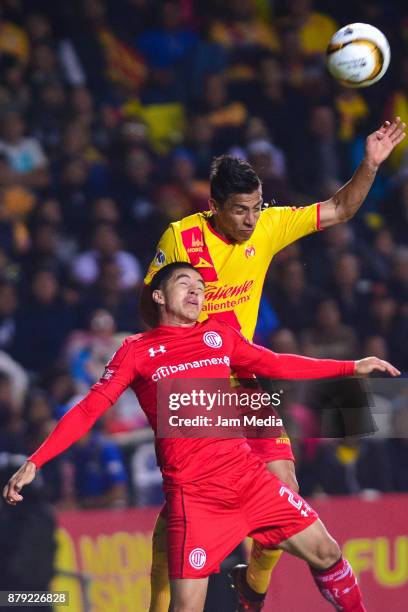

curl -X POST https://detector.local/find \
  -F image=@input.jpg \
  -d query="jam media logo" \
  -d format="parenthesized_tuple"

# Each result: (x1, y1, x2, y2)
(148, 345, 166, 357)
(189, 548, 206, 569)
(245, 245, 256, 258)
(203, 331, 223, 348)
(155, 249, 166, 265)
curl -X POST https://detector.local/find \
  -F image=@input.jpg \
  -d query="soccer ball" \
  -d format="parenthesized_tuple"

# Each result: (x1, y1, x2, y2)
(326, 23, 390, 88)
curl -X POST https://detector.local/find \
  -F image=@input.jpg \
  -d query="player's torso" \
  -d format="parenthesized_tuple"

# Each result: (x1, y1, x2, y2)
(131, 320, 234, 421)
(176, 213, 273, 340)
(131, 321, 250, 483)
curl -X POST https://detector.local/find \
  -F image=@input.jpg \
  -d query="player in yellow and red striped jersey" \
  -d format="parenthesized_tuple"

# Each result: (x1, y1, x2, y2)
(142, 118, 406, 612)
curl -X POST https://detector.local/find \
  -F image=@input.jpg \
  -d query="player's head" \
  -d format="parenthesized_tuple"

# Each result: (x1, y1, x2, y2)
(149, 262, 205, 326)
(209, 155, 262, 244)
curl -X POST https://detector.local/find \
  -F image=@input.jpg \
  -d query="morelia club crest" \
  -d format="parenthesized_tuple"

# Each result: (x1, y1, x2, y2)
(203, 331, 223, 348)
(245, 245, 255, 258)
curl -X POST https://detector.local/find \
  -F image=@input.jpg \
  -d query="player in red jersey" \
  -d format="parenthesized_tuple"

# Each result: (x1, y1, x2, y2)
(143, 117, 406, 612)
(4, 263, 400, 611)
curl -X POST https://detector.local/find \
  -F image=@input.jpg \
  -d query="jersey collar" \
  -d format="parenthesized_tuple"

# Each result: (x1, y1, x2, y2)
(206, 217, 233, 245)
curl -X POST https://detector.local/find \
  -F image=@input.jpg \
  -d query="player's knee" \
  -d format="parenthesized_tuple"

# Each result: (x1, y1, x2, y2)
(313, 536, 341, 570)
(280, 469, 299, 493)
(268, 461, 299, 492)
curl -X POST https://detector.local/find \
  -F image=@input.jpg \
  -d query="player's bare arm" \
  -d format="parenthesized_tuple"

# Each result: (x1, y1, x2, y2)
(319, 117, 406, 229)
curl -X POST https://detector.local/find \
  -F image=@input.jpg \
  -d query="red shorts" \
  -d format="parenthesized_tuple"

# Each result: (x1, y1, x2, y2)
(165, 456, 318, 579)
(246, 435, 295, 463)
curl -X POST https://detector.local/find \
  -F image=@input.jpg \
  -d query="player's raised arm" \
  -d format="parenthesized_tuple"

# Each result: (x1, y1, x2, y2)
(228, 326, 400, 379)
(318, 117, 406, 229)
(3, 340, 139, 505)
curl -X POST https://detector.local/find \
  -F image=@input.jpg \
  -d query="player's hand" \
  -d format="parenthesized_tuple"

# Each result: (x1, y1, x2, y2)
(2, 461, 37, 505)
(354, 357, 400, 377)
(365, 117, 406, 167)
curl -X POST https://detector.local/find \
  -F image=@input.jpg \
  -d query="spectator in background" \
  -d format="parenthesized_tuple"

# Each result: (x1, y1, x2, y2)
(0, 110, 49, 190)
(362, 227, 396, 283)
(70, 428, 128, 509)
(301, 298, 358, 360)
(71, 223, 142, 290)
(0, 281, 18, 353)
(329, 252, 370, 327)
(63, 308, 118, 392)
(387, 399, 408, 491)
(69, 0, 146, 98)
(0, 56, 31, 114)
(29, 43, 61, 91)
(312, 437, 391, 495)
(292, 105, 344, 199)
(197, 73, 248, 151)
(79, 259, 142, 332)
(0, 371, 25, 444)
(25, 390, 67, 505)
(384, 178, 408, 245)
(0, 5, 29, 64)
(11, 269, 77, 374)
(30, 80, 67, 160)
(209, 0, 279, 77)
(19, 222, 69, 285)
(269, 328, 300, 354)
(247, 135, 291, 204)
(279, 0, 338, 56)
(270, 259, 322, 334)
(137, 0, 198, 71)
(161, 148, 209, 214)
(389, 246, 408, 304)
(247, 54, 307, 155)
(184, 113, 216, 180)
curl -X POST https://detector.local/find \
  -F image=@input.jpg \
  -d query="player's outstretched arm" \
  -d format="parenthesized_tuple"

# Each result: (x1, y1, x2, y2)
(228, 327, 401, 379)
(319, 117, 406, 229)
(2, 341, 139, 505)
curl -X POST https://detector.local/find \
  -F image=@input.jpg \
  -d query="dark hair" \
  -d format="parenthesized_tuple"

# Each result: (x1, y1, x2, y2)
(141, 262, 203, 328)
(150, 262, 202, 292)
(210, 155, 260, 206)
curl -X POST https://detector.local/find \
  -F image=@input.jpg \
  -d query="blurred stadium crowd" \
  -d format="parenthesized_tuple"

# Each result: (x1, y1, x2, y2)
(0, 0, 408, 511)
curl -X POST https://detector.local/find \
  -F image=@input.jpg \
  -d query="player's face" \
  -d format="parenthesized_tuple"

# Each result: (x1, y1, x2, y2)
(210, 187, 263, 243)
(160, 268, 205, 324)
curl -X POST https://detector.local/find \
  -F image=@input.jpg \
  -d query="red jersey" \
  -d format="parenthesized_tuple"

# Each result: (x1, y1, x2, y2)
(29, 320, 355, 487)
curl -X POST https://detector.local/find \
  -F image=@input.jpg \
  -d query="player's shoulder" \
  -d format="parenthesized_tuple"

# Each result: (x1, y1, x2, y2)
(121, 330, 159, 349)
(171, 211, 212, 233)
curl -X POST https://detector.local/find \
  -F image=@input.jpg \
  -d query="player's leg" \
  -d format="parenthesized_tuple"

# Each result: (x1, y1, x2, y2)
(239, 450, 297, 609)
(169, 577, 208, 612)
(150, 509, 171, 612)
(277, 519, 366, 611)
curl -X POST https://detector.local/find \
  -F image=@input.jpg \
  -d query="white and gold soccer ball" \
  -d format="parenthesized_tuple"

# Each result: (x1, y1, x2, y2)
(326, 23, 390, 88)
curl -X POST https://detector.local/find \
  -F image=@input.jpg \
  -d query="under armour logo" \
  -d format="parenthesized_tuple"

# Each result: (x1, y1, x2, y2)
(148, 345, 166, 357)
(102, 368, 114, 381)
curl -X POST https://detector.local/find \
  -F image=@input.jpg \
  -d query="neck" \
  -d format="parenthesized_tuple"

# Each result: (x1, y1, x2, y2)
(159, 313, 197, 328)
(210, 215, 234, 243)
